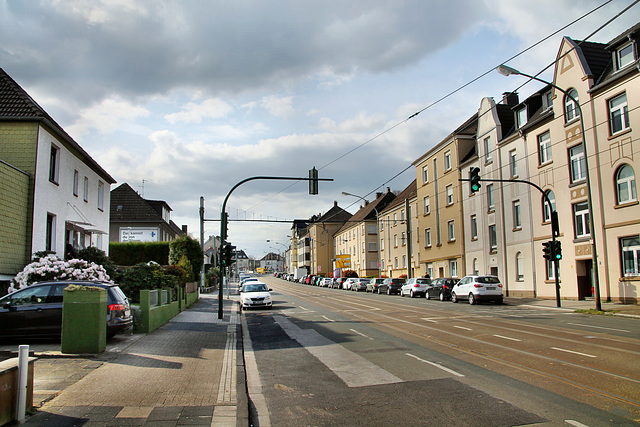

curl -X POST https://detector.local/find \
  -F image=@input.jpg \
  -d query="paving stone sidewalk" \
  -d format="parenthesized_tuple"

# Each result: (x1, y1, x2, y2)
(23, 294, 246, 426)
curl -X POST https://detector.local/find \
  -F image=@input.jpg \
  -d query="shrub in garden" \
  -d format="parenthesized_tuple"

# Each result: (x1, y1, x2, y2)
(9, 255, 112, 294)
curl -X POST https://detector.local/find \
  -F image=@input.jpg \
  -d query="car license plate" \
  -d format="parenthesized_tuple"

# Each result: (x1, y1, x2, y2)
(486, 286, 496, 290)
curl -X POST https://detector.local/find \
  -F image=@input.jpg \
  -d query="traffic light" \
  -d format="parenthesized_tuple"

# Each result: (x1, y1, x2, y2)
(552, 240, 562, 260)
(542, 241, 552, 260)
(224, 244, 236, 266)
(309, 167, 319, 195)
(469, 167, 481, 193)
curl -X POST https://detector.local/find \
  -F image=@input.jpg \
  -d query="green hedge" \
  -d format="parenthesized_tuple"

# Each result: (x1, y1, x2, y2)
(109, 242, 170, 266)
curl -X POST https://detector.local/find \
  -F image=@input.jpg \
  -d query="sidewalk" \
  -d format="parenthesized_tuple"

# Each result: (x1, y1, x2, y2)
(20, 294, 247, 426)
(504, 296, 640, 317)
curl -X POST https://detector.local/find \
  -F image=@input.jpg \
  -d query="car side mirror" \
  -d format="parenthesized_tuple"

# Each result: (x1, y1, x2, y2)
(269, 288, 273, 291)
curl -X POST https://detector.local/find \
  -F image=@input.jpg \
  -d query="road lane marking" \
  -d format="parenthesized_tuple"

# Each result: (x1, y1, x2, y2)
(453, 325, 473, 331)
(349, 328, 374, 340)
(326, 297, 381, 311)
(551, 347, 597, 358)
(565, 420, 590, 427)
(322, 316, 335, 322)
(567, 323, 631, 333)
(406, 353, 464, 377)
(274, 315, 402, 387)
(420, 318, 438, 323)
(493, 334, 521, 342)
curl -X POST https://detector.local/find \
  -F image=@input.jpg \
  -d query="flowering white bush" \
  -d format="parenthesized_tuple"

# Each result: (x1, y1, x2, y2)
(9, 255, 112, 294)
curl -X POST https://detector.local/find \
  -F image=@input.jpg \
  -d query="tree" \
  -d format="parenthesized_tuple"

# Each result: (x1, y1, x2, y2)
(169, 235, 203, 282)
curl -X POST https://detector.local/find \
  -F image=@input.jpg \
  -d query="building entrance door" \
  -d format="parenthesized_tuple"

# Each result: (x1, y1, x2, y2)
(577, 260, 593, 300)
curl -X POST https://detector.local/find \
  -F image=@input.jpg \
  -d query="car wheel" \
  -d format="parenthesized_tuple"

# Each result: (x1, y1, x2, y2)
(377, 288, 382, 294)
(468, 293, 476, 305)
(425, 291, 430, 300)
(452, 292, 458, 303)
(439, 292, 445, 302)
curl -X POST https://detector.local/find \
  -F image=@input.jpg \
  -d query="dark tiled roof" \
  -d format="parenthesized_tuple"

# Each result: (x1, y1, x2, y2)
(110, 183, 166, 223)
(0, 67, 116, 184)
(575, 40, 610, 81)
(496, 104, 516, 140)
(315, 202, 352, 224)
(381, 179, 417, 213)
(336, 189, 397, 234)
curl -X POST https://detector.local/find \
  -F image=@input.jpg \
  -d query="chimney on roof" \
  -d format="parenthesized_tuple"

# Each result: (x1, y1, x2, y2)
(503, 92, 519, 106)
(386, 187, 391, 193)
(182, 225, 188, 233)
(376, 192, 382, 199)
(334, 201, 338, 207)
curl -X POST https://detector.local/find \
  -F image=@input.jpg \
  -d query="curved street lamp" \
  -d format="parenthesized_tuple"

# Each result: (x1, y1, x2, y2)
(497, 64, 602, 311)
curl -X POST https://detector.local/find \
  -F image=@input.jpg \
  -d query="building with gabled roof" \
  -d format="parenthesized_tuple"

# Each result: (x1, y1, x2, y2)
(110, 183, 185, 242)
(0, 67, 115, 288)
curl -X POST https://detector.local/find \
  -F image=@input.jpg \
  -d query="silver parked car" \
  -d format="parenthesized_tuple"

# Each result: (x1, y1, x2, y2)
(351, 278, 370, 292)
(451, 275, 503, 305)
(400, 277, 431, 298)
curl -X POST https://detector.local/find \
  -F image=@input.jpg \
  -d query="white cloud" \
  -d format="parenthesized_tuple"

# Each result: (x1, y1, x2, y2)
(164, 98, 234, 124)
(67, 97, 150, 137)
(260, 95, 295, 118)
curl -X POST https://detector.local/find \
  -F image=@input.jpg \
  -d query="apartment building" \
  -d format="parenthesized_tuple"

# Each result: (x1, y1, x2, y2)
(413, 115, 477, 280)
(377, 180, 417, 278)
(335, 189, 396, 277)
(0, 68, 115, 289)
(307, 201, 352, 276)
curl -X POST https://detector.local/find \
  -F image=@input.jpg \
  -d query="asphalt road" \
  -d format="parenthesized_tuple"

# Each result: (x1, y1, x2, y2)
(242, 276, 640, 426)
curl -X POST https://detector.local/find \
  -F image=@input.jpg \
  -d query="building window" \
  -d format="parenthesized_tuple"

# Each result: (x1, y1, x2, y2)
(380, 238, 384, 251)
(538, 131, 552, 165)
(447, 220, 455, 242)
(573, 202, 590, 239)
(516, 107, 527, 128)
(543, 190, 556, 222)
(97, 181, 104, 211)
(546, 259, 556, 280)
(422, 166, 429, 184)
(424, 196, 430, 215)
(401, 232, 406, 246)
(426, 264, 433, 278)
(569, 144, 586, 183)
(73, 170, 79, 196)
(444, 151, 452, 171)
(401, 209, 405, 222)
(380, 218, 384, 231)
(425, 228, 431, 247)
(489, 224, 497, 252)
(513, 200, 521, 229)
(49, 144, 60, 184)
(394, 257, 398, 269)
(487, 184, 495, 211)
(473, 258, 479, 275)
(450, 260, 458, 278)
(516, 252, 524, 281)
(509, 150, 518, 178)
(543, 90, 553, 110)
(394, 234, 398, 247)
(617, 42, 635, 69)
(484, 136, 492, 163)
(402, 255, 406, 268)
(46, 213, 56, 252)
(564, 89, 580, 123)
(470, 215, 478, 240)
(393, 214, 397, 226)
(83, 177, 89, 202)
(621, 236, 640, 277)
(446, 184, 453, 205)
(616, 164, 637, 205)
(609, 93, 630, 135)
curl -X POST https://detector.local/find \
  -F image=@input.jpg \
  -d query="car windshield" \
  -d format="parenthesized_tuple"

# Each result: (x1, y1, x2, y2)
(359, 279, 370, 283)
(243, 284, 268, 292)
(478, 277, 501, 284)
(416, 279, 430, 284)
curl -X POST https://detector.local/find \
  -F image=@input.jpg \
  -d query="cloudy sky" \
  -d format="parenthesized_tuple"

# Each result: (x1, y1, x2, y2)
(1, 0, 637, 258)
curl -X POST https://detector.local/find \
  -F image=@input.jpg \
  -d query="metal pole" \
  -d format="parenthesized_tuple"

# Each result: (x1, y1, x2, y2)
(199, 197, 205, 289)
(17, 345, 29, 423)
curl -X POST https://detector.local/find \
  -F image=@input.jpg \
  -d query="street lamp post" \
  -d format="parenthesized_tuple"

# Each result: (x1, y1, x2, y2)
(342, 191, 381, 277)
(497, 64, 602, 311)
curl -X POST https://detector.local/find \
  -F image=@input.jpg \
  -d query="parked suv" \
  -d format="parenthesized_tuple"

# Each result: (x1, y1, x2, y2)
(400, 277, 431, 298)
(426, 278, 458, 301)
(366, 278, 385, 293)
(451, 275, 503, 305)
(0, 280, 133, 339)
(378, 278, 405, 295)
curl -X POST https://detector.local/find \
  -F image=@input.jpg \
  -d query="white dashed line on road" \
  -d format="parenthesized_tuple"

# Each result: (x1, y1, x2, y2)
(406, 353, 465, 377)
(551, 347, 597, 358)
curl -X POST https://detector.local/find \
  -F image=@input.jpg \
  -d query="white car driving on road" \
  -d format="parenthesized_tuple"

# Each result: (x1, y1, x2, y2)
(240, 282, 273, 310)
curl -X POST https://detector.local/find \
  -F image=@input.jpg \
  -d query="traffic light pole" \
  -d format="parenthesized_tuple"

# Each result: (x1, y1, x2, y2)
(460, 176, 561, 307)
(217, 173, 333, 319)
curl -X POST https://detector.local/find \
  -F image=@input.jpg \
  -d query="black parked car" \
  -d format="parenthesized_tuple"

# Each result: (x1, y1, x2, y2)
(426, 278, 458, 301)
(0, 280, 133, 339)
(379, 278, 405, 295)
